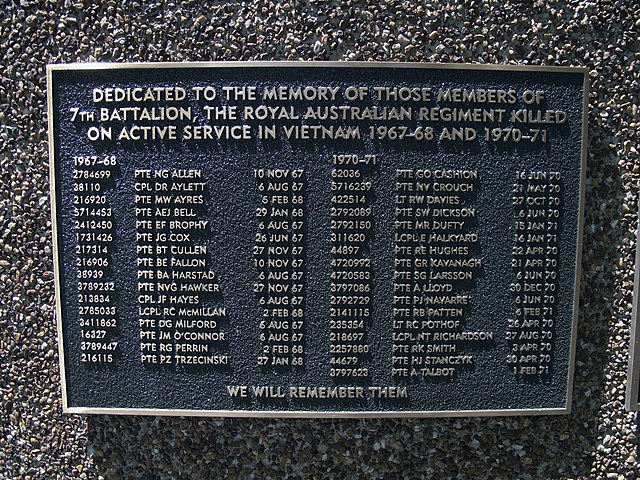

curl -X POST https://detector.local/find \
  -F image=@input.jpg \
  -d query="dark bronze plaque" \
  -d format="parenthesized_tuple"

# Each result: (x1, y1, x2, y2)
(48, 62, 587, 416)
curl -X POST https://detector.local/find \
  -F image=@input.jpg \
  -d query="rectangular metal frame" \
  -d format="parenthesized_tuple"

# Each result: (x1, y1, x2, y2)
(47, 61, 589, 417)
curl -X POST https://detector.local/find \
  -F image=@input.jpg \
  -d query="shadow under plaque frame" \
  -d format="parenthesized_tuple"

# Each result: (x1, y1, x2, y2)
(47, 62, 588, 417)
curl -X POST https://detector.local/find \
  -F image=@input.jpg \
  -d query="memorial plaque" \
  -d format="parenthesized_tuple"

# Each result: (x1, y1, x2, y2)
(626, 211, 640, 411)
(48, 62, 587, 417)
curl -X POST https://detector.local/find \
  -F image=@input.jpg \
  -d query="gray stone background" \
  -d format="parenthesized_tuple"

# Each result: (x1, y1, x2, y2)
(1, 0, 638, 478)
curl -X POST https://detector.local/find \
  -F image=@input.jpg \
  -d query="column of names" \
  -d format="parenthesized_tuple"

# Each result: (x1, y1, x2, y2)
(134, 168, 228, 367)
(392, 169, 492, 379)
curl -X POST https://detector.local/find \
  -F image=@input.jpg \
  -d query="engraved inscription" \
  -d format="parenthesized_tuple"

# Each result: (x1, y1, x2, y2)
(73, 154, 119, 364)
(253, 168, 306, 369)
(329, 154, 378, 379)
(509, 171, 561, 377)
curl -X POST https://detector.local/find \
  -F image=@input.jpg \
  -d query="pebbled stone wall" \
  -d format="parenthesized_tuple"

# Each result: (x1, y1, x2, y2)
(1, 1, 638, 478)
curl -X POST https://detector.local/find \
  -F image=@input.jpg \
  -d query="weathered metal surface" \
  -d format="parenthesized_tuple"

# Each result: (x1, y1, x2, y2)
(47, 62, 587, 416)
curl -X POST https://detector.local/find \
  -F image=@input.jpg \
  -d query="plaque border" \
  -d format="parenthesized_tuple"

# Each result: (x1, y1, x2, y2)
(626, 208, 640, 410)
(47, 61, 589, 418)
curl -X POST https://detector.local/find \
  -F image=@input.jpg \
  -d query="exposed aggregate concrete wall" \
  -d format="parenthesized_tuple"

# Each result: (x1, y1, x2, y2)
(1, 1, 639, 478)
